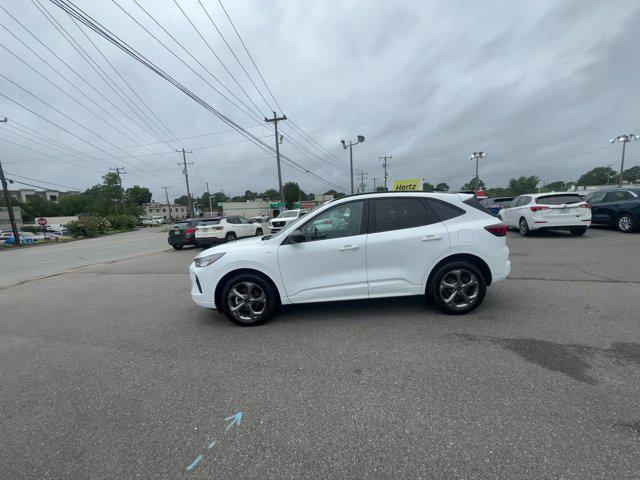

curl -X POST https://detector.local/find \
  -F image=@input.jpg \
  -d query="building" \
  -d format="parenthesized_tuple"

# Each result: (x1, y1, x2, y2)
(0, 206, 23, 230)
(219, 199, 271, 218)
(143, 202, 189, 221)
(7, 189, 69, 203)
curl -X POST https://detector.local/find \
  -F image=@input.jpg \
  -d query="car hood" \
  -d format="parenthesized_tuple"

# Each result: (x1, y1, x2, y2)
(194, 236, 266, 258)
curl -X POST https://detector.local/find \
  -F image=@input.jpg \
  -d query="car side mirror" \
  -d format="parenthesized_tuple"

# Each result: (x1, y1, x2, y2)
(288, 230, 306, 243)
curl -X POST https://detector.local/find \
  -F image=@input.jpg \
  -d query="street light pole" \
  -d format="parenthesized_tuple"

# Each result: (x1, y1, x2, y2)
(0, 117, 21, 246)
(468, 151, 487, 184)
(610, 134, 639, 187)
(341, 135, 365, 195)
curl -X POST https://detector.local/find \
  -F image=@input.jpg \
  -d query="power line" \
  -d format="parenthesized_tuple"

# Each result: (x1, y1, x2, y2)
(49, 0, 348, 192)
(4, 171, 81, 191)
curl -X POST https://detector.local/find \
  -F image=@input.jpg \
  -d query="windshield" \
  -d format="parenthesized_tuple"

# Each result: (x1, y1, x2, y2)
(276, 210, 299, 218)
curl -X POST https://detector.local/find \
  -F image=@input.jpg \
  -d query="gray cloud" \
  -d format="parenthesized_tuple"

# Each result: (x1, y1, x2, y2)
(1, 0, 638, 200)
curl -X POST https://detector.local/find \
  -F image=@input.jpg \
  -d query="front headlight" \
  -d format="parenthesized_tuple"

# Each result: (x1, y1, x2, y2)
(194, 252, 225, 267)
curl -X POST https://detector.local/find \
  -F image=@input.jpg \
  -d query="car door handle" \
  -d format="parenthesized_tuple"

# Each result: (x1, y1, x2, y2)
(338, 245, 359, 251)
(422, 235, 442, 241)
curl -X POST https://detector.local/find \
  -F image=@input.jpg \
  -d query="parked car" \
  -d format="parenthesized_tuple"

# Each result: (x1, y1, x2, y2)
(268, 209, 307, 232)
(498, 192, 591, 236)
(250, 214, 270, 223)
(142, 216, 165, 226)
(189, 192, 511, 326)
(3, 233, 37, 245)
(195, 216, 264, 247)
(168, 218, 211, 250)
(480, 197, 514, 217)
(583, 188, 640, 233)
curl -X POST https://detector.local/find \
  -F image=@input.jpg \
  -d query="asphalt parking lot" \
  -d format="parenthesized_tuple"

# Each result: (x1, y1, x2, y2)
(1, 227, 639, 479)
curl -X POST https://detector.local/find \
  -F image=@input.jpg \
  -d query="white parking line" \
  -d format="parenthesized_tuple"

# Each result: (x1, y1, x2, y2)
(40, 259, 60, 264)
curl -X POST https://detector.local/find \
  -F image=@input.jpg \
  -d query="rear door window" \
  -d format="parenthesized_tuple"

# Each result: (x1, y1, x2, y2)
(536, 194, 583, 205)
(373, 197, 438, 232)
(603, 191, 633, 202)
(423, 198, 465, 221)
(584, 191, 606, 203)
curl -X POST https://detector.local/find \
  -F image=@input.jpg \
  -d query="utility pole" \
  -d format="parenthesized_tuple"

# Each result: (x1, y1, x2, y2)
(206, 181, 213, 216)
(341, 135, 366, 195)
(109, 167, 127, 212)
(356, 171, 368, 193)
(373, 177, 378, 191)
(0, 116, 21, 245)
(162, 186, 172, 223)
(610, 134, 639, 187)
(177, 147, 194, 217)
(265, 112, 287, 203)
(379, 156, 392, 191)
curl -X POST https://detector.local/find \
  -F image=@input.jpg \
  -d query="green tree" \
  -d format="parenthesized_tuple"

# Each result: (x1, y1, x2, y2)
(485, 187, 511, 197)
(211, 191, 229, 206)
(577, 166, 617, 186)
(541, 181, 566, 192)
(622, 166, 640, 183)
(323, 189, 347, 199)
(461, 177, 486, 192)
(435, 182, 449, 192)
(260, 189, 280, 201)
(58, 193, 90, 215)
(283, 182, 304, 209)
(422, 182, 435, 192)
(174, 195, 190, 206)
(243, 190, 258, 201)
(125, 185, 151, 206)
(508, 176, 540, 196)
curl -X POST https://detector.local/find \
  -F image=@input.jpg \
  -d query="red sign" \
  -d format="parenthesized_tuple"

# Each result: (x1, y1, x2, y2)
(37, 217, 47, 226)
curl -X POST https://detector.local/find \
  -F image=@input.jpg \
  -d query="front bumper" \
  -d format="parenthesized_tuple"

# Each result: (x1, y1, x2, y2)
(195, 235, 226, 247)
(189, 264, 217, 309)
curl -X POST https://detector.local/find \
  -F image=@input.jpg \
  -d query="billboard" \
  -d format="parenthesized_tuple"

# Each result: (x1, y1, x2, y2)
(392, 178, 421, 191)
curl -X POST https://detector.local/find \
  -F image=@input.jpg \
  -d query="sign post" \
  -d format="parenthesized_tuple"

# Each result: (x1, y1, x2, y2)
(38, 217, 47, 240)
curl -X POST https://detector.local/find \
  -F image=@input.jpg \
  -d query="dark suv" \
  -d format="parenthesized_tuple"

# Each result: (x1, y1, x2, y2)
(168, 218, 212, 249)
(584, 188, 640, 232)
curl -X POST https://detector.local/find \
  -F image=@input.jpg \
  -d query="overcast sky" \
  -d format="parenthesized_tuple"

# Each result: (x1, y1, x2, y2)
(1, 0, 639, 200)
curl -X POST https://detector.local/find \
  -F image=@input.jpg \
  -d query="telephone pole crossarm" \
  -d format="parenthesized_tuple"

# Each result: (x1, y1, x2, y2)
(265, 112, 287, 203)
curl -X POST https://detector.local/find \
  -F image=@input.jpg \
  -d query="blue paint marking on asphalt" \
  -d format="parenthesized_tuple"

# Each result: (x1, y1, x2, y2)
(224, 411, 243, 431)
(186, 454, 203, 471)
(208, 439, 217, 449)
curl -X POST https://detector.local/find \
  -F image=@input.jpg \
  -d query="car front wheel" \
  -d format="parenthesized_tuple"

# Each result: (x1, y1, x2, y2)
(617, 213, 637, 233)
(225, 232, 237, 242)
(220, 274, 278, 326)
(429, 261, 487, 315)
(255, 228, 263, 236)
(570, 226, 587, 236)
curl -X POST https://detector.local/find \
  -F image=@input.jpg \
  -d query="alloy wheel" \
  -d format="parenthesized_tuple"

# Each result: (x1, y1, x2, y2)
(227, 281, 267, 322)
(438, 269, 480, 310)
(519, 218, 529, 236)
(618, 215, 632, 232)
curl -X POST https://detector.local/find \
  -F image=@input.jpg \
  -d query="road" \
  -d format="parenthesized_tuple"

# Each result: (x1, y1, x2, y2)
(0, 227, 169, 288)
(0, 227, 639, 479)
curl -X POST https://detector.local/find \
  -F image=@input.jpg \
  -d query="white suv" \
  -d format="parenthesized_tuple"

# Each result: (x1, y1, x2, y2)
(498, 192, 591, 236)
(268, 209, 307, 232)
(195, 216, 264, 247)
(190, 193, 511, 326)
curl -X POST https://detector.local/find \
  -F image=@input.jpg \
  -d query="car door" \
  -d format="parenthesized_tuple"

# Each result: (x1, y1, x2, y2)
(585, 191, 608, 223)
(277, 200, 367, 303)
(366, 197, 451, 297)
(502, 197, 521, 226)
(237, 216, 253, 237)
(599, 191, 633, 224)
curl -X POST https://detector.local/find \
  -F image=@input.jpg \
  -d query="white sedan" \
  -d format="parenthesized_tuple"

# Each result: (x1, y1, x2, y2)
(190, 192, 511, 326)
(195, 216, 264, 247)
(498, 192, 591, 236)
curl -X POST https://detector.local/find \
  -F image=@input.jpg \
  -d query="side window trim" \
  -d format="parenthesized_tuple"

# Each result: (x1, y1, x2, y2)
(421, 197, 465, 222)
(371, 196, 439, 233)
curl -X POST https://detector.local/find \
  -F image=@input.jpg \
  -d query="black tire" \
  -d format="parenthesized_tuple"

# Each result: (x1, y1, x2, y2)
(225, 232, 237, 242)
(255, 227, 263, 236)
(172, 244, 184, 250)
(617, 213, 637, 233)
(519, 217, 530, 237)
(220, 273, 279, 326)
(569, 226, 587, 236)
(429, 261, 487, 315)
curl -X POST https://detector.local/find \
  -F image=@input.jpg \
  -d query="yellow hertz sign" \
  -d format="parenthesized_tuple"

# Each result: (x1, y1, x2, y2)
(393, 179, 421, 191)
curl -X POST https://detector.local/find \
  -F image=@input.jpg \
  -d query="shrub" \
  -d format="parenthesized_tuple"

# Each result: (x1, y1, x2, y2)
(67, 217, 111, 237)
(106, 214, 136, 231)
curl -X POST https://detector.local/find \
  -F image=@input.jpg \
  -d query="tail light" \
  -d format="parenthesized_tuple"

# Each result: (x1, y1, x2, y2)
(185, 227, 195, 237)
(579, 203, 591, 209)
(211, 226, 224, 230)
(484, 223, 507, 237)
(530, 205, 550, 212)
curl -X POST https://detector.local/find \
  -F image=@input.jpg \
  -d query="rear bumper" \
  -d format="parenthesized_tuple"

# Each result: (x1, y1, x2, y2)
(167, 236, 197, 246)
(493, 259, 511, 283)
(530, 218, 591, 230)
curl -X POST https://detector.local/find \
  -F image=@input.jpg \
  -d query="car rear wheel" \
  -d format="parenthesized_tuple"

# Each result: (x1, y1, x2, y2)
(220, 274, 278, 326)
(172, 244, 183, 250)
(255, 228, 263, 236)
(429, 261, 486, 315)
(617, 213, 637, 233)
(519, 217, 530, 236)
(225, 232, 237, 242)
(570, 226, 587, 236)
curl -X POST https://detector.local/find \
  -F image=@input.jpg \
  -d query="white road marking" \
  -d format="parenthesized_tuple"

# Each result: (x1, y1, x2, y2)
(40, 259, 60, 264)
